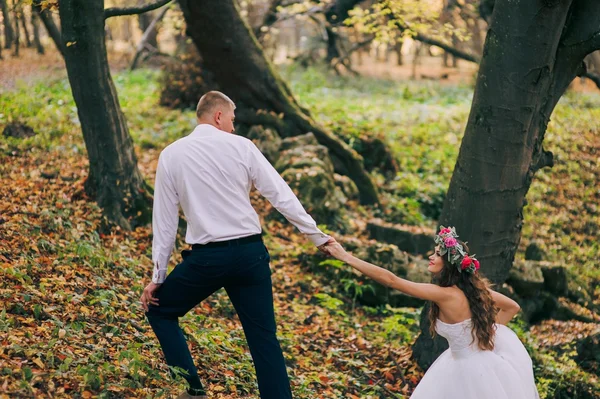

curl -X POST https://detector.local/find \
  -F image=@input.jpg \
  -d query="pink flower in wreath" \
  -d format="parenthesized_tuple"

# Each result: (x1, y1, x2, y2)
(439, 228, 452, 235)
(444, 237, 458, 247)
(461, 256, 472, 270)
(473, 259, 480, 270)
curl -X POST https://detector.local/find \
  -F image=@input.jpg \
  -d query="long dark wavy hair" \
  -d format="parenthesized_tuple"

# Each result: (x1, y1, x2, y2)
(428, 241, 498, 351)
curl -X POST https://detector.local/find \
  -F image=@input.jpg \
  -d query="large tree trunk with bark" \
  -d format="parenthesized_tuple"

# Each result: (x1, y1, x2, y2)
(412, 0, 600, 370)
(33, 0, 65, 57)
(1, 0, 14, 49)
(178, 0, 379, 205)
(58, 0, 152, 230)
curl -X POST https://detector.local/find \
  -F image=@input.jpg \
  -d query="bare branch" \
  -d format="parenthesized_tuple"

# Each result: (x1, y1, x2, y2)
(413, 32, 480, 64)
(386, 6, 480, 64)
(276, 5, 324, 24)
(104, 0, 173, 20)
(332, 37, 374, 69)
(131, 5, 169, 70)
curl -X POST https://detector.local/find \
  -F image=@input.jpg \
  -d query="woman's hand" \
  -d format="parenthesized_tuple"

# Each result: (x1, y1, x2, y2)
(326, 242, 352, 262)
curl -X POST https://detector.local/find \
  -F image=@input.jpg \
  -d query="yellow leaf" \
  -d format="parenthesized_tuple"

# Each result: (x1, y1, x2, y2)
(33, 358, 45, 369)
(66, 41, 76, 47)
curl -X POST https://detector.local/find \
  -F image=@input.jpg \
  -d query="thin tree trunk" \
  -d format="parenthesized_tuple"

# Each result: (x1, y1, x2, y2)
(12, 3, 19, 56)
(395, 39, 403, 66)
(137, 12, 158, 49)
(33, 0, 65, 57)
(20, 8, 32, 47)
(467, 17, 483, 56)
(413, 0, 598, 370)
(325, 24, 340, 63)
(451, 35, 458, 68)
(131, 5, 168, 70)
(0, 0, 14, 49)
(58, 0, 152, 230)
(30, 5, 44, 54)
(178, 0, 379, 205)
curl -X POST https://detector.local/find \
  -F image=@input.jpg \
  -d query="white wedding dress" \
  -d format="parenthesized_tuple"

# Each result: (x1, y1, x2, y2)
(411, 319, 539, 399)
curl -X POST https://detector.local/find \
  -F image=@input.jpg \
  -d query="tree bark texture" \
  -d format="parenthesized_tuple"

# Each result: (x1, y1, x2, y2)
(58, 0, 152, 230)
(413, 0, 600, 370)
(178, 0, 379, 205)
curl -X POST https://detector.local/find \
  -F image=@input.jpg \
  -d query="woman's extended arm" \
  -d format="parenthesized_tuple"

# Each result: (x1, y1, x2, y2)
(327, 243, 451, 303)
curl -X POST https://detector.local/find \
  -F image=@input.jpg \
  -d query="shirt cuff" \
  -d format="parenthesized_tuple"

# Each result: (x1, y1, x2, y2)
(307, 232, 331, 247)
(152, 265, 167, 284)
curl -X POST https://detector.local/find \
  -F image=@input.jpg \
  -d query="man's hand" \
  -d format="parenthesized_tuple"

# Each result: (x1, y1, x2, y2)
(140, 282, 161, 312)
(325, 242, 352, 263)
(318, 236, 337, 255)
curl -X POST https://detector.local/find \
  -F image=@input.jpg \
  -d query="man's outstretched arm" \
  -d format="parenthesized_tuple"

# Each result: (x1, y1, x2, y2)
(246, 141, 332, 249)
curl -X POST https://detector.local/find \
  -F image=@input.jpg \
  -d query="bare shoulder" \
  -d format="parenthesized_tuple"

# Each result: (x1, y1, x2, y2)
(440, 285, 468, 302)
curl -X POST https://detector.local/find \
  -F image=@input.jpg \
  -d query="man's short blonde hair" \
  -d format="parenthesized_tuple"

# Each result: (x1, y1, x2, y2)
(196, 91, 236, 119)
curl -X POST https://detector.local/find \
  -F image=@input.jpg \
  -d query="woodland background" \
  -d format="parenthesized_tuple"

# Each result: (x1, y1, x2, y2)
(0, 0, 599, 398)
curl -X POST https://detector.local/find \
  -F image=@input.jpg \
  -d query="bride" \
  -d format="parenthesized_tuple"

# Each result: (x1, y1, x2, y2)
(326, 226, 539, 398)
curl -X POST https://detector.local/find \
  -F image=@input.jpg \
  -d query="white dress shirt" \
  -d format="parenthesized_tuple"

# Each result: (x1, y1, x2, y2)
(151, 124, 330, 283)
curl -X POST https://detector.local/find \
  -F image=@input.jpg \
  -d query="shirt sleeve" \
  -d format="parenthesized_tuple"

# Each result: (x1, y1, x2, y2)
(151, 152, 180, 284)
(246, 141, 330, 247)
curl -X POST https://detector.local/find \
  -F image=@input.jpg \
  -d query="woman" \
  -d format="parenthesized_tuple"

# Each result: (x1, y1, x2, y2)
(327, 226, 539, 399)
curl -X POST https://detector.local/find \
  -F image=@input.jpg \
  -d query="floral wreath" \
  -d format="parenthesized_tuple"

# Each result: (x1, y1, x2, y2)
(434, 226, 480, 274)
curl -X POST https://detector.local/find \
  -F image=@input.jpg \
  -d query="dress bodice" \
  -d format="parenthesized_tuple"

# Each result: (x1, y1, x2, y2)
(436, 318, 478, 356)
(411, 320, 540, 398)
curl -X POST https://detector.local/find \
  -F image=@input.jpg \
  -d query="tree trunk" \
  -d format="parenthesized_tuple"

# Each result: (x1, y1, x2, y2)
(33, 0, 65, 57)
(395, 39, 403, 66)
(30, 6, 44, 54)
(412, 0, 600, 369)
(58, 0, 152, 230)
(178, 0, 379, 205)
(12, 3, 19, 56)
(0, 0, 14, 49)
(467, 16, 483, 56)
(325, 25, 340, 63)
(137, 11, 158, 49)
(323, 0, 364, 63)
(131, 5, 169, 70)
(20, 7, 32, 48)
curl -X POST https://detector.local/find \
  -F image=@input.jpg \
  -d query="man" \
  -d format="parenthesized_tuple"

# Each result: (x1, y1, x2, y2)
(141, 91, 334, 399)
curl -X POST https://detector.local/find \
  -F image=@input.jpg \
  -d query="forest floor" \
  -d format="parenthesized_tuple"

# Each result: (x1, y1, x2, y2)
(1, 50, 599, 398)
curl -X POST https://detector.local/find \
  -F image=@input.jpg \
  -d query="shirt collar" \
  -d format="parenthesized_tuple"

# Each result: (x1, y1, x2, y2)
(190, 124, 222, 137)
